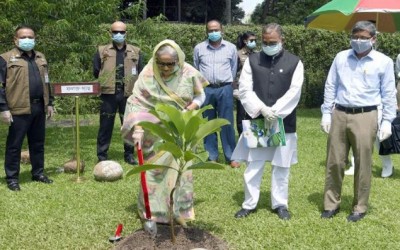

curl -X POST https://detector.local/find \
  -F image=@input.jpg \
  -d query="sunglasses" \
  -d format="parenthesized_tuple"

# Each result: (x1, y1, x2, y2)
(112, 31, 126, 35)
(156, 61, 176, 67)
(248, 39, 256, 42)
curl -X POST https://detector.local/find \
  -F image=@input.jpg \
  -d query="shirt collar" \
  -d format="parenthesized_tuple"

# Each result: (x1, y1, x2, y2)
(206, 39, 226, 49)
(348, 48, 375, 60)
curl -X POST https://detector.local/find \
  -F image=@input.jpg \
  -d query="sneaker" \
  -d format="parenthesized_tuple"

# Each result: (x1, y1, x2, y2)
(381, 165, 394, 178)
(345, 166, 354, 176)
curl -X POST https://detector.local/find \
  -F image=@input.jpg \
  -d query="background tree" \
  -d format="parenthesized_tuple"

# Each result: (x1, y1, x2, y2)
(251, 0, 330, 25)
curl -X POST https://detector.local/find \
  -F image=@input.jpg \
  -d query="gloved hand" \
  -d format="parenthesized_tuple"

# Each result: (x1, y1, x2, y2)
(260, 106, 278, 121)
(47, 106, 55, 120)
(379, 120, 392, 142)
(320, 113, 331, 134)
(233, 89, 239, 99)
(132, 129, 144, 148)
(0, 110, 13, 125)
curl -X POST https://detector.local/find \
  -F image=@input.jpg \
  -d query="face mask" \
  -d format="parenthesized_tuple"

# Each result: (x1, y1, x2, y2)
(350, 39, 373, 54)
(262, 43, 282, 56)
(246, 41, 256, 49)
(18, 38, 35, 51)
(112, 33, 125, 44)
(172, 65, 180, 73)
(208, 31, 222, 42)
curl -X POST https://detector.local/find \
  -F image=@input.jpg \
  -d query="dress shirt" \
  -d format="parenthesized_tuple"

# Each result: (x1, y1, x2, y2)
(193, 39, 237, 84)
(238, 57, 304, 119)
(395, 54, 400, 78)
(321, 49, 396, 122)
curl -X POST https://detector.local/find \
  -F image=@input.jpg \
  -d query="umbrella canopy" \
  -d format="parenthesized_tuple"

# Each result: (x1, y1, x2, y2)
(305, 0, 400, 33)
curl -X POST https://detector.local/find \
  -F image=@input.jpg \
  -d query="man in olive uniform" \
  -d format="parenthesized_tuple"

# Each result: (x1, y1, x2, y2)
(0, 25, 55, 191)
(93, 21, 143, 165)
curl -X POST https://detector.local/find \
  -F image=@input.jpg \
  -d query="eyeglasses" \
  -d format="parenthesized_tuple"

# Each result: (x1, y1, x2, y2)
(248, 39, 256, 42)
(351, 35, 372, 41)
(112, 31, 126, 35)
(262, 41, 279, 46)
(156, 61, 176, 67)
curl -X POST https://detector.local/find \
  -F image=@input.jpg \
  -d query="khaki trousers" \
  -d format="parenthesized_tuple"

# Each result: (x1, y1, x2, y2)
(323, 108, 378, 213)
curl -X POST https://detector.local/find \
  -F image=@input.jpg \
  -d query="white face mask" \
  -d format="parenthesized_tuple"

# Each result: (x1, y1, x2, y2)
(262, 42, 282, 56)
(350, 39, 373, 54)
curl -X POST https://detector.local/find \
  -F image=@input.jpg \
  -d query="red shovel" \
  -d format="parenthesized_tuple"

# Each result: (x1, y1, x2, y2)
(137, 144, 157, 238)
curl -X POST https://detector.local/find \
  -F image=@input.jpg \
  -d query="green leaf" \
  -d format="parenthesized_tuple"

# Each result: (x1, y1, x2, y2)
(157, 142, 183, 159)
(186, 161, 226, 171)
(125, 164, 175, 177)
(155, 103, 185, 135)
(190, 118, 230, 148)
(137, 121, 174, 142)
(183, 115, 203, 146)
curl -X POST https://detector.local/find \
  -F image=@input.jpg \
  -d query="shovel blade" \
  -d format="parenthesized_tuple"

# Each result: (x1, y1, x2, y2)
(143, 220, 157, 238)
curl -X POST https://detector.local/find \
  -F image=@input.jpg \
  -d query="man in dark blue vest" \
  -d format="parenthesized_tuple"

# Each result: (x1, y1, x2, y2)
(232, 23, 304, 220)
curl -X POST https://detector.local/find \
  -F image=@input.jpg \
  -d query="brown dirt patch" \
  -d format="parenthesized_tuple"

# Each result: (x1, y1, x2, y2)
(114, 225, 229, 250)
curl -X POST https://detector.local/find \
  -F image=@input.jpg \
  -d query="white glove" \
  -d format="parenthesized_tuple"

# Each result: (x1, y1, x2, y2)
(260, 106, 278, 121)
(320, 113, 331, 134)
(132, 129, 144, 148)
(47, 106, 55, 120)
(233, 89, 239, 99)
(379, 120, 392, 142)
(0, 110, 13, 125)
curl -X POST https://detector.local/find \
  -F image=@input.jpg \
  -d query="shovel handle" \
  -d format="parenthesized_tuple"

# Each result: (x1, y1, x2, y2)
(137, 143, 151, 220)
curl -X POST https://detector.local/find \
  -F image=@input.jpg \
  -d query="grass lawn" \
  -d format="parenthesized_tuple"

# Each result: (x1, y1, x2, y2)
(1, 109, 400, 249)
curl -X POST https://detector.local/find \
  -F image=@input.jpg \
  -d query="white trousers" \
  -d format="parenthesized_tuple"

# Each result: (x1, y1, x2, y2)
(242, 160, 290, 210)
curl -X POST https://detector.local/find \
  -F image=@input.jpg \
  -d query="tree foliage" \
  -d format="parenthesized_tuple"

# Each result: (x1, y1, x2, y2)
(251, 0, 330, 25)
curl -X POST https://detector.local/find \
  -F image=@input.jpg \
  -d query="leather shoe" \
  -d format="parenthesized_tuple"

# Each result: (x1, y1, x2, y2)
(7, 181, 21, 191)
(124, 155, 138, 165)
(274, 206, 291, 220)
(321, 208, 340, 219)
(234, 208, 256, 218)
(230, 161, 241, 168)
(32, 175, 53, 184)
(347, 212, 366, 222)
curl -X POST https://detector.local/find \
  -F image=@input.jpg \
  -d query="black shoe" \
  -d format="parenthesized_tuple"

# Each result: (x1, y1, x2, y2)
(7, 181, 21, 191)
(347, 212, 366, 222)
(32, 175, 53, 184)
(98, 156, 107, 162)
(321, 208, 340, 219)
(234, 208, 256, 218)
(273, 206, 291, 220)
(124, 155, 138, 165)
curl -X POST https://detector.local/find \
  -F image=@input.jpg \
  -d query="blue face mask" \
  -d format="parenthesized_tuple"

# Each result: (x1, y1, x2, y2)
(112, 33, 126, 44)
(208, 31, 222, 42)
(247, 41, 256, 49)
(18, 38, 35, 51)
(350, 39, 372, 54)
(262, 43, 282, 56)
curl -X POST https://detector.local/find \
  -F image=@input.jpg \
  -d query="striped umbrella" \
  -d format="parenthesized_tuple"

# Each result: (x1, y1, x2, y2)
(305, 0, 400, 33)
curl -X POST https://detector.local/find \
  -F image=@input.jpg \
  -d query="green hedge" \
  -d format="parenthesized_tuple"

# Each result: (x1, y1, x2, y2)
(2, 21, 400, 113)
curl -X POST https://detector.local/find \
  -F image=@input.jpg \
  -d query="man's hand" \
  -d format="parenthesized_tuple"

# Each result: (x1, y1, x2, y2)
(260, 106, 278, 121)
(132, 129, 144, 148)
(47, 106, 55, 120)
(320, 113, 331, 134)
(233, 89, 239, 99)
(379, 120, 392, 142)
(0, 110, 13, 125)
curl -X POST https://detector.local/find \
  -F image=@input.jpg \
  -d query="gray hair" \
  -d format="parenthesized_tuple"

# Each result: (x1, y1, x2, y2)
(156, 45, 178, 61)
(351, 21, 377, 37)
(262, 23, 284, 38)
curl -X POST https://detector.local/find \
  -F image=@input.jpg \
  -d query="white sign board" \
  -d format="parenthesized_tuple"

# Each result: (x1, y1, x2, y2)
(60, 85, 94, 94)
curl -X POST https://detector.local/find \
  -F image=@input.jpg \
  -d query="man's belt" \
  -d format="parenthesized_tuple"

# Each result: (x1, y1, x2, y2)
(335, 104, 377, 114)
(206, 82, 232, 88)
(30, 98, 43, 104)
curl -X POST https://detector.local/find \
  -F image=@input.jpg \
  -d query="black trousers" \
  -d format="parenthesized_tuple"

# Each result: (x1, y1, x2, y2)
(97, 90, 133, 160)
(236, 99, 247, 135)
(5, 102, 46, 182)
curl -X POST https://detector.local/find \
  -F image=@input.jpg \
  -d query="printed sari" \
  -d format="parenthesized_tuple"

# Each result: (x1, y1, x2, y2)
(121, 39, 208, 224)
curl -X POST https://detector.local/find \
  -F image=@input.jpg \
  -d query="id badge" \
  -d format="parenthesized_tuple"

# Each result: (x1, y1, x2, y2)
(131, 65, 137, 76)
(44, 72, 50, 83)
